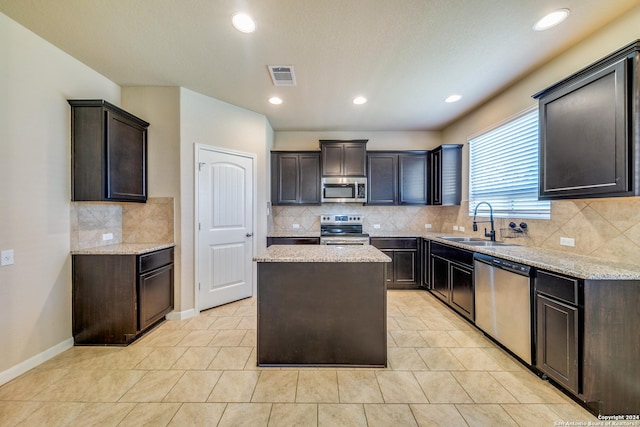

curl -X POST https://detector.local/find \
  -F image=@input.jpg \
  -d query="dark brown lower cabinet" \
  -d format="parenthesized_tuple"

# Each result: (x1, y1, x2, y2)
(536, 293, 579, 394)
(430, 254, 449, 299)
(421, 238, 430, 288)
(72, 247, 174, 345)
(370, 238, 419, 289)
(429, 242, 474, 321)
(535, 269, 640, 416)
(450, 263, 474, 320)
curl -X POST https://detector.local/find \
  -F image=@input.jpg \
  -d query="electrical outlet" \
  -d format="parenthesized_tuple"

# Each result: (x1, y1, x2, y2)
(373, 224, 381, 229)
(1, 249, 14, 266)
(102, 233, 114, 241)
(453, 225, 459, 231)
(560, 237, 575, 247)
(292, 223, 300, 229)
(424, 224, 432, 229)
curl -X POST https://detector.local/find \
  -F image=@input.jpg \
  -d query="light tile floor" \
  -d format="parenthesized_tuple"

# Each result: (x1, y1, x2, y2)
(0, 290, 598, 426)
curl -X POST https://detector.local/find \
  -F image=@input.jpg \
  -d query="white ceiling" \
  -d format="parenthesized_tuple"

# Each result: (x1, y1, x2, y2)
(1, 0, 639, 131)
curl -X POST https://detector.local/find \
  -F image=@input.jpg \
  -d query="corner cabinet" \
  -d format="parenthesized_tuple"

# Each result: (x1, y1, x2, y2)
(534, 40, 640, 200)
(367, 151, 429, 205)
(72, 247, 174, 345)
(320, 140, 367, 177)
(370, 238, 420, 289)
(69, 100, 149, 203)
(271, 151, 321, 205)
(431, 145, 462, 205)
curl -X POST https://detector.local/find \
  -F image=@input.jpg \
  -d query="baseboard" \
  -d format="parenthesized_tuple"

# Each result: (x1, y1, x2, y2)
(0, 337, 74, 386)
(166, 308, 196, 321)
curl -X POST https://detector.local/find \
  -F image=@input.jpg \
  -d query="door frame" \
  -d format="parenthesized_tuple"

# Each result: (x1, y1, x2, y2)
(194, 143, 257, 313)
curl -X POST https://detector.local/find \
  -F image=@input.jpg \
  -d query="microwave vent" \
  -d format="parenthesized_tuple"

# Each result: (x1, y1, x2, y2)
(268, 65, 296, 86)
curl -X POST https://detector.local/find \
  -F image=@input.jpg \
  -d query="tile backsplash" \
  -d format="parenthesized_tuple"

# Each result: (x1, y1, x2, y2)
(71, 197, 174, 250)
(271, 197, 640, 264)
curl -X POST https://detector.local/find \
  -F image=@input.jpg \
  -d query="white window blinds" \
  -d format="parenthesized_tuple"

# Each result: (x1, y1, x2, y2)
(469, 107, 550, 219)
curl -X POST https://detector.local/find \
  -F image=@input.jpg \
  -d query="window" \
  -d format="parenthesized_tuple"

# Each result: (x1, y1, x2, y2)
(469, 106, 550, 219)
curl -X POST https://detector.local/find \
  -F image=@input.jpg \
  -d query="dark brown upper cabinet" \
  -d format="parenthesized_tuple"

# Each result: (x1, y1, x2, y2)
(367, 151, 429, 205)
(534, 40, 640, 200)
(320, 140, 367, 177)
(271, 151, 321, 205)
(431, 144, 462, 206)
(69, 100, 149, 203)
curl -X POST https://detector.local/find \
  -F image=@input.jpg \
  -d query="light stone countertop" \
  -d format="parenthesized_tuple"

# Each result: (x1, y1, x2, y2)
(71, 243, 176, 255)
(266, 230, 640, 280)
(425, 233, 640, 280)
(267, 231, 320, 238)
(254, 244, 391, 263)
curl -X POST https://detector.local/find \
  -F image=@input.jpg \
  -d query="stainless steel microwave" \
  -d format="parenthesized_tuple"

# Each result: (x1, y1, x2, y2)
(321, 177, 367, 203)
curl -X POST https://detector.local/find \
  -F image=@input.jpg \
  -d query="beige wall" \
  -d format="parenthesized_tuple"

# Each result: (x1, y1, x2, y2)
(0, 12, 120, 377)
(180, 88, 273, 313)
(121, 87, 183, 309)
(442, 5, 640, 202)
(274, 131, 441, 151)
(437, 5, 640, 263)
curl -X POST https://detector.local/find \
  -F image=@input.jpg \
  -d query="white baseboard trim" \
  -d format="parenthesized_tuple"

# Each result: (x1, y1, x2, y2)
(166, 308, 197, 321)
(0, 337, 74, 386)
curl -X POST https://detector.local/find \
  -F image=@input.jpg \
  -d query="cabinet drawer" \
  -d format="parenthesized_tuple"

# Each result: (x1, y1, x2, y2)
(370, 237, 418, 249)
(536, 270, 579, 305)
(139, 248, 174, 274)
(430, 242, 474, 267)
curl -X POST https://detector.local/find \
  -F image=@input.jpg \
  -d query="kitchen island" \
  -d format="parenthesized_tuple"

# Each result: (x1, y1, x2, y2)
(254, 245, 391, 367)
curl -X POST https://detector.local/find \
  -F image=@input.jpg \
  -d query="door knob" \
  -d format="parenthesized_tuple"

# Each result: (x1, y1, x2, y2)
(246, 233, 253, 237)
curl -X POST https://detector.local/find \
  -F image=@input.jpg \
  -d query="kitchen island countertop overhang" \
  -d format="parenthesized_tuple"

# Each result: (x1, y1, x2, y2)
(254, 244, 392, 263)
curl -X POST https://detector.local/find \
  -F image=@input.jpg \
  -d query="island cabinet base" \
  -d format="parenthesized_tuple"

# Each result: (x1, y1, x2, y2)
(257, 262, 387, 367)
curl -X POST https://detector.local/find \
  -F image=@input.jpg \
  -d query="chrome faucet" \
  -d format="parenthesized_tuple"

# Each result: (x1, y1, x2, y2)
(473, 201, 496, 241)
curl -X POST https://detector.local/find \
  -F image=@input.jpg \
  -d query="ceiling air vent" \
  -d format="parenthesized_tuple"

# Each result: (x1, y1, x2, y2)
(268, 65, 296, 86)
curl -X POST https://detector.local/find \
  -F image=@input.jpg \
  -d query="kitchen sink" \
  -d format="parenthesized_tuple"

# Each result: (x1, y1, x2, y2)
(438, 236, 517, 247)
(463, 241, 516, 247)
(438, 236, 486, 242)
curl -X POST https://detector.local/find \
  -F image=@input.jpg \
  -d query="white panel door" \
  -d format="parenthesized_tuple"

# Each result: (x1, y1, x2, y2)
(197, 147, 254, 310)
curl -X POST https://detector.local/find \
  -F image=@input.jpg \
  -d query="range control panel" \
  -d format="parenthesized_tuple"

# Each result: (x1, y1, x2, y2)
(320, 214, 363, 224)
(493, 258, 531, 275)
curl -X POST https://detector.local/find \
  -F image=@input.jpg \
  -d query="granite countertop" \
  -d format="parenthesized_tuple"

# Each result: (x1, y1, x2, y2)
(368, 231, 426, 238)
(71, 242, 176, 255)
(425, 234, 640, 280)
(266, 230, 640, 279)
(254, 245, 391, 263)
(267, 231, 320, 238)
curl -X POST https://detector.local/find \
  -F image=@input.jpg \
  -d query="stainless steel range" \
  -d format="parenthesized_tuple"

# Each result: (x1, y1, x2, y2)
(320, 214, 370, 245)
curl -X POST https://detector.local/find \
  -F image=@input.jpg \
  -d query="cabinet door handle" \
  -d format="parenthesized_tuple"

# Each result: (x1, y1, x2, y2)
(246, 233, 253, 237)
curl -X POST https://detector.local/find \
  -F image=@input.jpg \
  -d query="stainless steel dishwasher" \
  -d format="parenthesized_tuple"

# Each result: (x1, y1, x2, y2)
(474, 253, 533, 364)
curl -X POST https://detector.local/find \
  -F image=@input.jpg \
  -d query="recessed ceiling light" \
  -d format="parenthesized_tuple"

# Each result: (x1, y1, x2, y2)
(268, 97, 283, 105)
(232, 13, 256, 33)
(353, 96, 367, 105)
(445, 94, 462, 103)
(533, 9, 570, 31)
